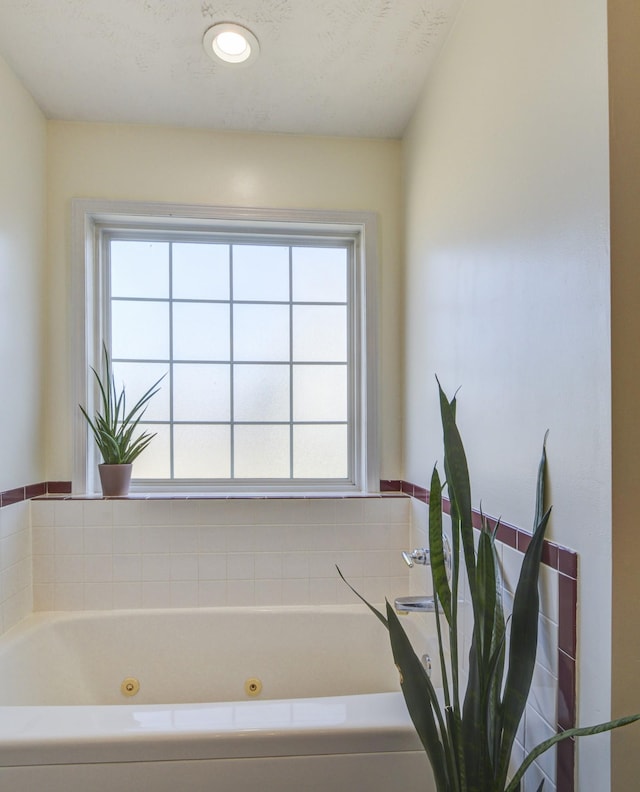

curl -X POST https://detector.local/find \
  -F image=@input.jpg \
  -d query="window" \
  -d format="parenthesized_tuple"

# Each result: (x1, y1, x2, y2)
(72, 200, 379, 494)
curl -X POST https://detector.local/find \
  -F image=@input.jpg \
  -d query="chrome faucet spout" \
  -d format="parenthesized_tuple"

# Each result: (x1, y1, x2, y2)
(394, 595, 437, 614)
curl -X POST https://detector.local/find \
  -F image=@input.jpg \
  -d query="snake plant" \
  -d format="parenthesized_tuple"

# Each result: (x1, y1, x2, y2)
(340, 381, 640, 791)
(80, 343, 164, 465)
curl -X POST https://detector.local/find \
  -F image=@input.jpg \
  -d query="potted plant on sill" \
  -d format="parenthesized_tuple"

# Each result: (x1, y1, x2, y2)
(80, 343, 164, 497)
(340, 381, 640, 791)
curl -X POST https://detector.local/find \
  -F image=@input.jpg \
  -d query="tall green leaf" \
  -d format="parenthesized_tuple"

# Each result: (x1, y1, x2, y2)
(438, 381, 477, 603)
(496, 506, 551, 787)
(386, 601, 452, 792)
(429, 466, 452, 623)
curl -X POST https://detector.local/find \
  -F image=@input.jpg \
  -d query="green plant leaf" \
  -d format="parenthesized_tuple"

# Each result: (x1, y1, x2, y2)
(534, 435, 548, 527)
(335, 566, 387, 629)
(462, 523, 500, 784)
(505, 712, 640, 792)
(80, 342, 165, 466)
(461, 635, 485, 789)
(437, 379, 477, 604)
(496, 506, 552, 787)
(386, 600, 452, 792)
(476, 524, 497, 667)
(429, 465, 452, 624)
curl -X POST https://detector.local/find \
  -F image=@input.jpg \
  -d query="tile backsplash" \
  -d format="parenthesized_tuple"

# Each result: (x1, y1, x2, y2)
(31, 495, 411, 612)
(0, 500, 33, 634)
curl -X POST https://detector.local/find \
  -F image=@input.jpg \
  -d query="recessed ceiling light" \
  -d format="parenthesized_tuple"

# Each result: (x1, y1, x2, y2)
(203, 23, 260, 66)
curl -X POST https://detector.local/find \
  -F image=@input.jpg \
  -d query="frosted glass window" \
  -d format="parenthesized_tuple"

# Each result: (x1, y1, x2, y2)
(131, 424, 171, 478)
(234, 304, 290, 361)
(174, 425, 231, 478)
(293, 306, 347, 362)
(292, 247, 347, 303)
(111, 362, 170, 422)
(173, 303, 230, 361)
(234, 365, 290, 422)
(293, 425, 348, 478)
(111, 241, 169, 299)
(234, 425, 290, 478)
(112, 301, 169, 360)
(172, 243, 230, 300)
(293, 365, 347, 422)
(91, 218, 371, 490)
(232, 245, 289, 301)
(173, 364, 230, 421)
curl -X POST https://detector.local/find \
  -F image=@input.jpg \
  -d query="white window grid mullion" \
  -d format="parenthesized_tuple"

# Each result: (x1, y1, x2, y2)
(168, 242, 175, 480)
(288, 245, 294, 479)
(229, 243, 235, 479)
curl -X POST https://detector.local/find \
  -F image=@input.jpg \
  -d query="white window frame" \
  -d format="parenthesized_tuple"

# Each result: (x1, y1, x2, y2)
(71, 199, 379, 495)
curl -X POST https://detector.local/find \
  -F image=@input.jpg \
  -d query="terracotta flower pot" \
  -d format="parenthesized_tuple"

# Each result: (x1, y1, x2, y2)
(98, 463, 133, 497)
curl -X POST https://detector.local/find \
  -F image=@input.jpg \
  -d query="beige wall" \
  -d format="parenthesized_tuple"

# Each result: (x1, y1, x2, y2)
(402, 1, 617, 789)
(609, 1, 640, 789)
(0, 56, 47, 491)
(45, 122, 403, 483)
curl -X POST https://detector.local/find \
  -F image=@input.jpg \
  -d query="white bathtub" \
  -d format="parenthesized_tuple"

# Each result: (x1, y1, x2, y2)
(0, 606, 434, 792)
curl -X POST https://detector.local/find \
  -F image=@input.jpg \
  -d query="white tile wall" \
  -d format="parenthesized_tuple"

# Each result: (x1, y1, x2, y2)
(31, 496, 411, 612)
(0, 501, 33, 633)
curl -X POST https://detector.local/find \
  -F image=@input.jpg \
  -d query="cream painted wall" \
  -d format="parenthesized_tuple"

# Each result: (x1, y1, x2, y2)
(609, 1, 640, 789)
(402, 1, 615, 789)
(45, 122, 403, 484)
(0, 56, 47, 492)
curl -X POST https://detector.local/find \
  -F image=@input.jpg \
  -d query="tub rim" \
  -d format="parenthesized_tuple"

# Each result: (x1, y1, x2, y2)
(0, 691, 422, 767)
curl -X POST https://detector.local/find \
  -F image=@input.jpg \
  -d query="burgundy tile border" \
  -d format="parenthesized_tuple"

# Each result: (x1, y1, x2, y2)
(542, 541, 559, 569)
(0, 486, 26, 507)
(46, 481, 72, 494)
(25, 482, 47, 499)
(557, 738, 575, 792)
(400, 478, 578, 792)
(558, 547, 578, 579)
(558, 650, 577, 731)
(558, 574, 578, 659)
(495, 522, 518, 549)
(380, 479, 403, 492)
(0, 481, 74, 508)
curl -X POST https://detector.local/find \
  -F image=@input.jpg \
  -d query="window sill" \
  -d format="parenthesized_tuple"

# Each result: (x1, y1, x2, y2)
(33, 490, 407, 501)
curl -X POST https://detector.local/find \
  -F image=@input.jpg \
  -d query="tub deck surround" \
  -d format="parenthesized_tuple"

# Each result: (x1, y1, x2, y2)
(0, 692, 423, 766)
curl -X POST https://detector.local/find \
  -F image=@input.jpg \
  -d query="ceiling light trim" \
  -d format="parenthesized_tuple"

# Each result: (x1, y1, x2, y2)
(203, 23, 260, 66)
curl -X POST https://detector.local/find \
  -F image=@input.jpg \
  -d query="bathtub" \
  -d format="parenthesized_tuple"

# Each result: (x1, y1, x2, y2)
(0, 605, 434, 792)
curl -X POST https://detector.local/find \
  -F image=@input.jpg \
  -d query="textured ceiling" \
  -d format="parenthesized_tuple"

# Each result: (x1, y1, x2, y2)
(0, 0, 462, 139)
